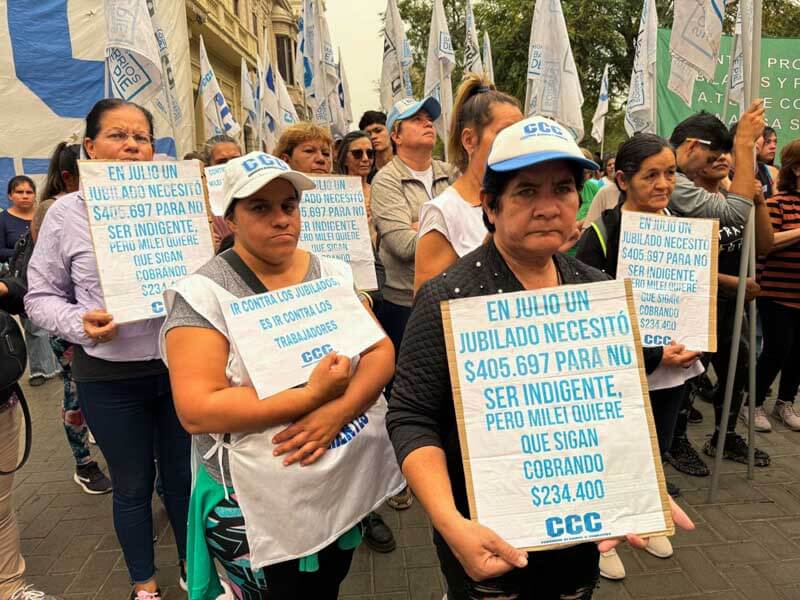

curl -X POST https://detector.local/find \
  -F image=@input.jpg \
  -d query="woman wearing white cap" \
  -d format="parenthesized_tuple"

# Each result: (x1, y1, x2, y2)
(387, 118, 693, 599)
(413, 74, 522, 293)
(161, 152, 404, 599)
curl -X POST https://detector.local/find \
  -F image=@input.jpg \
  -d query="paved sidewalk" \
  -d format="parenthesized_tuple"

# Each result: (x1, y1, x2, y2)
(12, 377, 800, 599)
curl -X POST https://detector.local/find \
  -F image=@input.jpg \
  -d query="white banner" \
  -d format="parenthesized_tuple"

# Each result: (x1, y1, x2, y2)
(222, 276, 385, 399)
(204, 164, 227, 217)
(591, 64, 610, 144)
(0, 1, 194, 206)
(80, 160, 214, 323)
(670, 0, 726, 82)
(443, 279, 672, 549)
(198, 35, 240, 138)
(617, 211, 718, 351)
(298, 176, 377, 291)
(483, 31, 495, 85)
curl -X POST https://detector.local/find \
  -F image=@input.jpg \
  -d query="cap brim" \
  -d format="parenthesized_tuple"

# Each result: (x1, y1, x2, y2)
(224, 171, 316, 213)
(490, 150, 599, 173)
(420, 96, 442, 122)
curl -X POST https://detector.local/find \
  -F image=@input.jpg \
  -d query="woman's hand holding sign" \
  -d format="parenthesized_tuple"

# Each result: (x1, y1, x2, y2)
(597, 496, 694, 553)
(661, 342, 701, 369)
(83, 309, 118, 344)
(305, 351, 352, 406)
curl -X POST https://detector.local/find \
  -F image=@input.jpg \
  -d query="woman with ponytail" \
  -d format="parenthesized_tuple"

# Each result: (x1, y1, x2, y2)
(413, 74, 522, 293)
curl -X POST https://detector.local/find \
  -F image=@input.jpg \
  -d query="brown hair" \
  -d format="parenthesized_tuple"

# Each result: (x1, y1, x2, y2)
(274, 122, 333, 161)
(447, 73, 520, 172)
(777, 140, 800, 193)
(31, 198, 56, 242)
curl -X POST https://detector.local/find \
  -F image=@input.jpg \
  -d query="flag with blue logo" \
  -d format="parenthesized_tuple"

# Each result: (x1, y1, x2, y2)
(524, 0, 585, 141)
(241, 57, 257, 131)
(276, 69, 299, 130)
(591, 64, 610, 144)
(331, 48, 353, 137)
(1, 1, 194, 202)
(483, 31, 495, 85)
(464, 0, 483, 76)
(625, 0, 658, 135)
(380, 0, 414, 112)
(424, 0, 455, 150)
(198, 35, 240, 138)
(668, 0, 728, 105)
(105, 0, 163, 106)
(255, 31, 280, 151)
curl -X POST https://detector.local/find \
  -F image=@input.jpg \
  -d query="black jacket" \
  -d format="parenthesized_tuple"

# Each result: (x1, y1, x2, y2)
(575, 206, 664, 371)
(387, 239, 614, 521)
(0, 233, 33, 316)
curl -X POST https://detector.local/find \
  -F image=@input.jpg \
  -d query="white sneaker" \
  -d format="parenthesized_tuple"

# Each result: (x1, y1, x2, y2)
(599, 548, 626, 580)
(644, 535, 673, 558)
(740, 405, 772, 432)
(774, 400, 800, 431)
(10, 584, 61, 599)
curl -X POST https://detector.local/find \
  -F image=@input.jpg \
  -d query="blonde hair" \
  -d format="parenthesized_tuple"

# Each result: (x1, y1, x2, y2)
(447, 73, 521, 172)
(274, 122, 333, 160)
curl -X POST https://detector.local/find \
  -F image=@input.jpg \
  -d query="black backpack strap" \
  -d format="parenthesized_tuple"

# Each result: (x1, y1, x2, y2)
(219, 249, 269, 294)
(0, 384, 32, 476)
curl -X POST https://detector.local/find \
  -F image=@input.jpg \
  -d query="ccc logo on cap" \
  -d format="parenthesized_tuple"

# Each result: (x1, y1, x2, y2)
(522, 121, 566, 140)
(243, 154, 289, 175)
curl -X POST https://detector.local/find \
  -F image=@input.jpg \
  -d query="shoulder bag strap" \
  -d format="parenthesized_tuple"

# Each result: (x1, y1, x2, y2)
(219, 249, 269, 294)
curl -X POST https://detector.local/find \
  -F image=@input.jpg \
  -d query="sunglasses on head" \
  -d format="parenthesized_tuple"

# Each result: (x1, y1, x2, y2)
(350, 148, 375, 160)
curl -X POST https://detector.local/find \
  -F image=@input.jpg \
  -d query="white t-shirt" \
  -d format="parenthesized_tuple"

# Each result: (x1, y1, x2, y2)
(408, 166, 434, 198)
(418, 186, 486, 257)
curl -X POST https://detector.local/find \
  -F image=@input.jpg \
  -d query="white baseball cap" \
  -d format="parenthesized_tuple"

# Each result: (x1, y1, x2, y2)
(386, 96, 442, 133)
(222, 151, 316, 215)
(487, 116, 599, 173)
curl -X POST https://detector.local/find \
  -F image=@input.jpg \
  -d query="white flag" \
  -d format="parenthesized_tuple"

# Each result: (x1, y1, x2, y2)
(275, 69, 299, 130)
(380, 0, 414, 112)
(729, 0, 752, 109)
(335, 48, 354, 135)
(144, 1, 183, 126)
(524, 0, 585, 141)
(294, 0, 326, 123)
(241, 57, 257, 129)
(483, 31, 495, 85)
(625, 0, 658, 136)
(670, 0, 727, 82)
(464, 0, 483, 75)
(255, 31, 281, 152)
(105, 0, 163, 105)
(198, 35, 240, 138)
(591, 64, 610, 144)
(424, 0, 455, 149)
(315, 8, 340, 126)
(667, 56, 699, 106)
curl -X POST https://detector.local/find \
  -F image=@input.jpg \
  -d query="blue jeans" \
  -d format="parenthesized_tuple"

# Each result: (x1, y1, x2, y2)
(21, 317, 60, 379)
(77, 373, 190, 584)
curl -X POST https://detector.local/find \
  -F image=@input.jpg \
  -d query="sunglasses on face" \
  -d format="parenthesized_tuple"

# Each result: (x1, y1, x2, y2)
(350, 148, 375, 160)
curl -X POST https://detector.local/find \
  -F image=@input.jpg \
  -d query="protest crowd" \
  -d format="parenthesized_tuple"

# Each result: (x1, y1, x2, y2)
(1, 0, 799, 599)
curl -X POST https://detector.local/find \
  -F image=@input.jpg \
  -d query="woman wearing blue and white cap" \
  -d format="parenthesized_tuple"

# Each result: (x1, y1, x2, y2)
(413, 74, 522, 293)
(162, 151, 404, 599)
(387, 117, 693, 599)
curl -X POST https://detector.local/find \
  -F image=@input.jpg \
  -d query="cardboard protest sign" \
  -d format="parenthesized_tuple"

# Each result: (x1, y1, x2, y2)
(80, 160, 215, 323)
(442, 279, 672, 550)
(617, 211, 718, 352)
(222, 276, 385, 399)
(204, 164, 227, 216)
(298, 176, 377, 291)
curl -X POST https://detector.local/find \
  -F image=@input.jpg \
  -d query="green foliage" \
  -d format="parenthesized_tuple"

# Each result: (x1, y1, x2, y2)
(396, 0, 800, 155)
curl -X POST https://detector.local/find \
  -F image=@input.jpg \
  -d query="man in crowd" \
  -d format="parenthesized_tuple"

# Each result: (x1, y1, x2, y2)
(669, 102, 767, 230)
(359, 111, 394, 178)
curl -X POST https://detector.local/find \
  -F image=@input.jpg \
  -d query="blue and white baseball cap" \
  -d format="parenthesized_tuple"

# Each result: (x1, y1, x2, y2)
(386, 96, 442, 133)
(222, 151, 315, 215)
(487, 116, 599, 173)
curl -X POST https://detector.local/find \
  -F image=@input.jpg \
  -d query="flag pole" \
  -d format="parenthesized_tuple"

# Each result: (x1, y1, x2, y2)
(708, 0, 762, 501)
(439, 59, 449, 162)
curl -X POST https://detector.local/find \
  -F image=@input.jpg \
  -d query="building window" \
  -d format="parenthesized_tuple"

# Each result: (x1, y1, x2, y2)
(232, 0, 239, 16)
(252, 12, 258, 34)
(276, 35, 295, 85)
